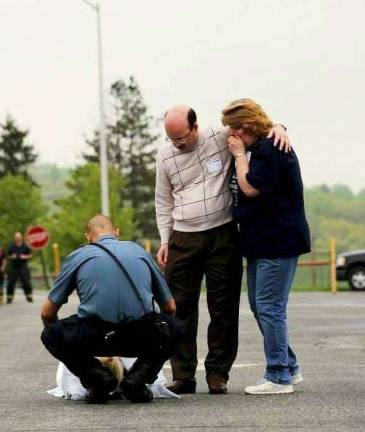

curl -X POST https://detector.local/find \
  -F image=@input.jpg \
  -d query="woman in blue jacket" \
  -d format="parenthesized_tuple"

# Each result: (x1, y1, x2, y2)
(222, 99, 311, 395)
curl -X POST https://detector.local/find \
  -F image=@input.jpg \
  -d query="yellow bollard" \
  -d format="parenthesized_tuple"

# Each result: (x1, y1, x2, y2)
(329, 237, 337, 294)
(52, 243, 61, 276)
(144, 240, 152, 253)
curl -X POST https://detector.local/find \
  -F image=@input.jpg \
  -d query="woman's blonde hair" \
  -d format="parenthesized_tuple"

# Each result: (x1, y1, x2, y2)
(222, 98, 273, 138)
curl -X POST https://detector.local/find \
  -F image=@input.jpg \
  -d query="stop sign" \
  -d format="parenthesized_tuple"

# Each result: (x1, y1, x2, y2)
(26, 226, 50, 250)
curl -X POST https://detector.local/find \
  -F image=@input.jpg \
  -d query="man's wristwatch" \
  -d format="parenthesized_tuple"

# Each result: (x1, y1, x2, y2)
(235, 152, 244, 159)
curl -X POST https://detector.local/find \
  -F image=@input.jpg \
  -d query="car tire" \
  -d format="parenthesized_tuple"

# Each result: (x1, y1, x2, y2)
(348, 266, 365, 290)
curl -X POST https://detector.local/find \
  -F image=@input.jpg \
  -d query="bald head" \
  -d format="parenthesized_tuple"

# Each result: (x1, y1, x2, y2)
(165, 105, 191, 130)
(85, 214, 119, 243)
(164, 105, 199, 151)
(14, 232, 23, 245)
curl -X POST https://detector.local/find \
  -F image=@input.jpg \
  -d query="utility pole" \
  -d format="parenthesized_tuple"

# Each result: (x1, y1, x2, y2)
(81, 0, 110, 215)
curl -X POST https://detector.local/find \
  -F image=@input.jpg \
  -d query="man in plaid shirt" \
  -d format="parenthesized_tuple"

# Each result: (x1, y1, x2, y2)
(155, 105, 289, 394)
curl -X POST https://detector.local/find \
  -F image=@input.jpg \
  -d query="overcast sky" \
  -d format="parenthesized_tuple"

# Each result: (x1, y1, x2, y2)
(1, 0, 364, 191)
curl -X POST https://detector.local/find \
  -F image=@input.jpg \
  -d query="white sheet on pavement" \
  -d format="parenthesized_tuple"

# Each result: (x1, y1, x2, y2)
(47, 358, 179, 400)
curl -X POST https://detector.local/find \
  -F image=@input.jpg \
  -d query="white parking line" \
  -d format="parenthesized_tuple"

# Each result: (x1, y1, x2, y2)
(164, 362, 261, 371)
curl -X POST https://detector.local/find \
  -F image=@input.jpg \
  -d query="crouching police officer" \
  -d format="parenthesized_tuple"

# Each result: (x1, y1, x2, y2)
(41, 214, 184, 404)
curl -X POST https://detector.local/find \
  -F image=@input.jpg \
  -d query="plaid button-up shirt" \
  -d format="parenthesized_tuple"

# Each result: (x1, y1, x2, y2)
(155, 126, 234, 243)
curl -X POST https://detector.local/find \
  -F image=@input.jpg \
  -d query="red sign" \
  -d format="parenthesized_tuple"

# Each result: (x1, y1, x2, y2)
(26, 226, 50, 250)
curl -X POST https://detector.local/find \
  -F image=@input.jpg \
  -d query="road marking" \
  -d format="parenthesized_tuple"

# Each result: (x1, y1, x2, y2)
(164, 362, 260, 371)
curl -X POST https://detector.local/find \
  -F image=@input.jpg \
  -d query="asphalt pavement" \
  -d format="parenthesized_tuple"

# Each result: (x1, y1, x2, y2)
(0, 290, 364, 432)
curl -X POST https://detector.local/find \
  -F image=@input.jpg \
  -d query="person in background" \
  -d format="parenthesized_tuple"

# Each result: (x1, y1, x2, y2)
(6, 232, 33, 304)
(222, 98, 311, 395)
(0, 244, 7, 304)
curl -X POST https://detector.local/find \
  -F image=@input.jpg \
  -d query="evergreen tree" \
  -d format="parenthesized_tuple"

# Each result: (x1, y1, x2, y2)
(84, 76, 160, 240)
(0, 175, 46, 247)
(0, 116, 37, 181)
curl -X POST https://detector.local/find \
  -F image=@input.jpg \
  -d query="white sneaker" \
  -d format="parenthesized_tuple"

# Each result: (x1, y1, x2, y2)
(245, 379, 294, 395)
(291, 372, 303, 385)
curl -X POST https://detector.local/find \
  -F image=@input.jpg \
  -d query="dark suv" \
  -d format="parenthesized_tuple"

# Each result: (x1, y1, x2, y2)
(336, 249, 365, 290)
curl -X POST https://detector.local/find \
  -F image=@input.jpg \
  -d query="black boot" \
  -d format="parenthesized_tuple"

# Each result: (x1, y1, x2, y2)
(121, 379, 153, 403)
(121, 363, 155, 403)
(84, 368, 118, 404)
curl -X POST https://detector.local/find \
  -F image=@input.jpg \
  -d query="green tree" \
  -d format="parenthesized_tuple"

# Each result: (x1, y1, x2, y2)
(0, 116, 38, 182)
(0, 175, 46, 247)
(331, 184, 353, 198)
(84, 76, 160, 240)
(358, 188, 365, 198)
(305, 184, 365, 253)
(49, 163, 135, 258)
(30, 163, 70, 209)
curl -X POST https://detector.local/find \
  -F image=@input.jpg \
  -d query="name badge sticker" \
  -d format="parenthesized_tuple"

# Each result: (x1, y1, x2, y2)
(206, 158, 223, 173)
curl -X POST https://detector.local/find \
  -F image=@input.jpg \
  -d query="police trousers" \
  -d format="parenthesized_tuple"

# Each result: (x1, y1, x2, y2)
(41, 313, 185, 390)
(7, 266, 33, 300)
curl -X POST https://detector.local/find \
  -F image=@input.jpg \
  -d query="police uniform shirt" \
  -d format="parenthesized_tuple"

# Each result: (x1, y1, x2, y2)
(48, 235, 172, 323)
(7, 243, 32, 269)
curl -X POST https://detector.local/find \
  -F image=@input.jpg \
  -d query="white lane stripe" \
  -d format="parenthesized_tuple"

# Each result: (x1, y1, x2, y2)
(164, 362, 260, 371)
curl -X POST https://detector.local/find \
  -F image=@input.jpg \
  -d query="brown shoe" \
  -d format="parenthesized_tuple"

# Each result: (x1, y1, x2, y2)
(207, 374, 227, 394)
(166, 379, 196, 394)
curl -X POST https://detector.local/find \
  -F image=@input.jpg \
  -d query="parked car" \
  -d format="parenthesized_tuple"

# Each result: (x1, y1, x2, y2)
(336, 249, 365, 290)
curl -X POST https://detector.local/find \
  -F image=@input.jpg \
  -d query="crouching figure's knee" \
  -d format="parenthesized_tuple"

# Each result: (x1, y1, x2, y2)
(40, 320, 64, 354)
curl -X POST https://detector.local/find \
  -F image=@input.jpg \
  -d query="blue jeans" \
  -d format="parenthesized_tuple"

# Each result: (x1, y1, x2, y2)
(247, 257, 299, 384)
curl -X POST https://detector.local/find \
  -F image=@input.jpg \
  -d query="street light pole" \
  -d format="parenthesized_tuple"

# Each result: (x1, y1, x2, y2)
(82, 0, 110, 215)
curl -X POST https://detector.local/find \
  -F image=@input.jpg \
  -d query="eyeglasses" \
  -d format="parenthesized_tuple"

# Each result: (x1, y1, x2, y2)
(165, 129, 193, 145)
